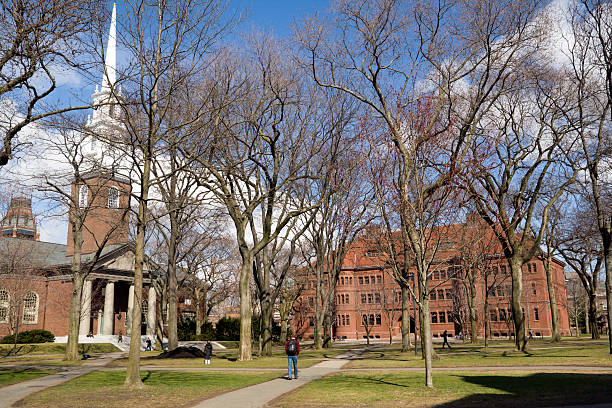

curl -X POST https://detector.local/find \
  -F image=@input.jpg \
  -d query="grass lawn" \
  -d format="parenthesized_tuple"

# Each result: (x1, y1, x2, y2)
(346, 342, 612, 368)
(0, 355, 84, 367)
(0, 343, 119, 357)
(16, 370, 280, 408)
(0, 368, 56, 388)
(269, 371, 612, 407)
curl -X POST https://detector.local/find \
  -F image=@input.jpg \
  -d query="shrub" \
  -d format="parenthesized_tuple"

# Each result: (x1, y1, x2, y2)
(177, 318, 196, 341)
(1, 329, 55, 344)
(215, 317, 240, 341)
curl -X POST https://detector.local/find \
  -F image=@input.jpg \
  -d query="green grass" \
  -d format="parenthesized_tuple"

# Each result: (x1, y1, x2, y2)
(346, 342, 612, 368)
(0, 355, 84, 367)
(269, 371, 612, 407)
(0, 343, 119, 357)
(16, 370, 280, 408)
(0, 368, 55, 388)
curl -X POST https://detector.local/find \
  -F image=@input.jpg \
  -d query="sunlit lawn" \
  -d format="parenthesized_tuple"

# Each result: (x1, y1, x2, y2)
(16, 370, 281, 408)
(0, 368, 56, 388)
(0, 343, 119, 357)
(346, 341, 612, 368)
(269, 371, 612, 407)
(0, 355, 84, 367)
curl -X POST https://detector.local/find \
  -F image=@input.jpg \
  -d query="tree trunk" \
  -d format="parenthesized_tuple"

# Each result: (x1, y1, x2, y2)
(588, 293, 600, 339)
(484, 287, 489, 349)
(469, 275, 478, 344)
(65, 224, 83, 361)
(238, 254, 253, 361)
(65, 273, 83, 361)
(166, 213, 179, 351)
(195, 289, 202, 336)
(125, 155, 150, 387)
(323, 313, 332, 348)
(260, 297, 273, 356)
(604, 241, 612, 354)
(509, 258, 526, 351)
(544, 258, 561, 342)
(585, 300, 590, 335)
(401, 285, 411, 351)
(280, 318, 288, 344)
(420, 297, 434, 388)
(314, 310, 323, 350)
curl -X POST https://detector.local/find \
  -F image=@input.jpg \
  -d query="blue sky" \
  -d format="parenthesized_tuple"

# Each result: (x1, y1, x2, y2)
(239, 0, 332, 36)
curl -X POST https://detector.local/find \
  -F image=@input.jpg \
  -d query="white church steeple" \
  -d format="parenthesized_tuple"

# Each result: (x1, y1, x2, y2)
(87, 2, 121, 130)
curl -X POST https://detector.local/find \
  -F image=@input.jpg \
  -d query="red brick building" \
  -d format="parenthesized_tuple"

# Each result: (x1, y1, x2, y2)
(296, 223, 571, 341)
(0, 174, 159, 339)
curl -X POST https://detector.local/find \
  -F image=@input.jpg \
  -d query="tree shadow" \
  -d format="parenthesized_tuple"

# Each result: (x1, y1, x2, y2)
(434, 373, 612, 407)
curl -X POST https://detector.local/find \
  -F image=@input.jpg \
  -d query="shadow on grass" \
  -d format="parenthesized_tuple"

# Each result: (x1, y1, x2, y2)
(433, 373, 612, 407)
(1, 345, 36, 357)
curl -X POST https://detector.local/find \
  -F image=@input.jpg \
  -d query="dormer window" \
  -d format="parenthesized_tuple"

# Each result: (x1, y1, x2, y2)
(108, 186, 119, 208)
(79, 185, 89, 208)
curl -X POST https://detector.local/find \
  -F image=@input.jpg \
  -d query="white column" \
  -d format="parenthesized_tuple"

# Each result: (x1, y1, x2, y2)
(147, 286, 156, 336)
(103, 281, 115, 335)
(79, 280, 92, 335)
(126, 285, 134, 334)
(97, 309, 103, 334)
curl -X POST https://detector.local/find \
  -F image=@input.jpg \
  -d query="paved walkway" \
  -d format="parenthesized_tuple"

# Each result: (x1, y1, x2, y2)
(0, 352, 122, 408)
(191, 349, 363, 408)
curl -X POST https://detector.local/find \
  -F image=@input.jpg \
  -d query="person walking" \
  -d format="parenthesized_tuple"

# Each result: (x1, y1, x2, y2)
(145, 337, 152, 351)
(118, 332, 123, 343)
(442, 330, 452, 349)
(204, 341, 213, 365)
(285, 336, 300, 380)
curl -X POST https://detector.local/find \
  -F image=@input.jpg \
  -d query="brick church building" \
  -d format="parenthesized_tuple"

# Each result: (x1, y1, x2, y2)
(0, 3, 158, 340)
(296, 221, 571, 342)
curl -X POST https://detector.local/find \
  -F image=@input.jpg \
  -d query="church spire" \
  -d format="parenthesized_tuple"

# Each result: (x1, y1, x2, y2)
(101, 2, 117, 93)
(88, 2, 120, 129)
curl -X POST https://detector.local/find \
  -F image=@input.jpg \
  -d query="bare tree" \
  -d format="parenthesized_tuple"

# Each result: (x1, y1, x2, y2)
(561, 0, 612, 353)
(0, 0, 107, 166)
(113, 0, 237, 386)
(296, 0, 548, 386)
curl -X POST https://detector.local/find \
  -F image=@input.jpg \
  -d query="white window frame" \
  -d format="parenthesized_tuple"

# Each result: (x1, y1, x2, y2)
(108, 186, 119, 209)
(0, 290, 9, 324)
(79, 185, 89, 208)
(22, 292, 38, 324)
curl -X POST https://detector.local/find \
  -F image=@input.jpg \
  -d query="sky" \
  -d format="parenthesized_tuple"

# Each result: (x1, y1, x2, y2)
(0, 0, 578, 245)
(1, 0, 337, 245)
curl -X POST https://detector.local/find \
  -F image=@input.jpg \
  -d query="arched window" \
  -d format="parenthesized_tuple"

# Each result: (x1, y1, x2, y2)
(22, 292, 38, 324)
(108, 187, 119, 209)
(79, 185, 89, 208)
(0, 290, 9, 323)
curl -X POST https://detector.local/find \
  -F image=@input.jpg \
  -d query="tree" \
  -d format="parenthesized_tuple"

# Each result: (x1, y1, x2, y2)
(554, 195, 603, 339)
(0, 0, 104, 166)
(187, 39, 341, 360)
(297, 0, 547, 386)
(562, 0, 612, 353)
(453, 214, 498, 344)
(114, 0, 237, 386)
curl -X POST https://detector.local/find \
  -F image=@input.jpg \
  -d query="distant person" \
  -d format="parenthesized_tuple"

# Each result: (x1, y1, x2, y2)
(118, 332, 123, 343)
(442, 330, 451, 349)
(285, 336, 300, 380)
(145, 337, 152, 351)
(87, 331, 94, 338)
(204, 341, 213, 365)
(528, 330, 533, 340)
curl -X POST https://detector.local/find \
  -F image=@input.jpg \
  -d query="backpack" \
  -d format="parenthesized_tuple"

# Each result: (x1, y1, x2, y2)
(287, 340, 297, 355)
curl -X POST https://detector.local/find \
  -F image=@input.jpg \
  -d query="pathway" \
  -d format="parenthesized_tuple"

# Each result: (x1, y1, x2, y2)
(0, 352, 122, 408)
(191, 349, 363, 408)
